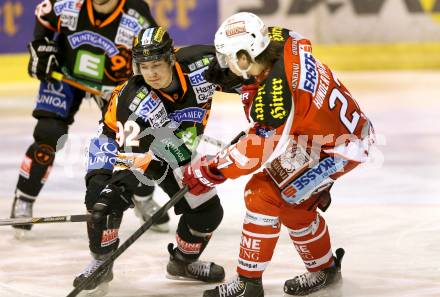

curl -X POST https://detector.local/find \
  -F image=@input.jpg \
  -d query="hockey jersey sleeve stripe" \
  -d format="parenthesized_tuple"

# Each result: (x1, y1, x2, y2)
(104, 83, 126, 133)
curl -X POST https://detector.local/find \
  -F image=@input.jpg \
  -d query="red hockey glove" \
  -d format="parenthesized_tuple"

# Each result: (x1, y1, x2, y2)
(183, 156, 226, 195)
(241, 84, 259, 122)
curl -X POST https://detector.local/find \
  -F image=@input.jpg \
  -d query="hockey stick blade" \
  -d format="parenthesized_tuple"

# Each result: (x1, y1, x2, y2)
(66, 131, 244, 296)
(0, 214, 90, 226)
(66, 185, 188, 297)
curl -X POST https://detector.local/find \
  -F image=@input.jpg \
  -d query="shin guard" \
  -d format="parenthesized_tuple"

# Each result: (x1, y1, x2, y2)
(237, 210, 280, 278)
(16, 143, 54, 197)
(285, 213, 334, 272)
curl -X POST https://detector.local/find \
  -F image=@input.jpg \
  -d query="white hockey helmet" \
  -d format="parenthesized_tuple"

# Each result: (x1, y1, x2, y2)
(214, 12, 270, 78)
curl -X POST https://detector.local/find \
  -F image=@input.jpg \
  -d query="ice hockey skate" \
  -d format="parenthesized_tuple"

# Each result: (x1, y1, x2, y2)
(166, 243, 225, 282)
(10, 194, 34, 239)
(283, 248, 345, 296)
(73, 252, 114, 297)
(203, 275, 264, 297)
(133, 194, 170, 233)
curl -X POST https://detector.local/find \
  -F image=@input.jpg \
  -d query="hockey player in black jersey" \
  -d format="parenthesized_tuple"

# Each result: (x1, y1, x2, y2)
(73, 26, 244, 295)
(10, 0, 168, 237)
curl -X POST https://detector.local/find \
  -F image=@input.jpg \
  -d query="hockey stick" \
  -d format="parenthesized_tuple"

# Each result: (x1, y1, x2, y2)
(228, 130, 246, 146)
(51, 71, 102, 96)
(66, 185, 188, 297)
(66, 131, 246, 296)
(0, 214, 90, 226)
(199, 134, 226, 148)
(200, 131, 245, 149)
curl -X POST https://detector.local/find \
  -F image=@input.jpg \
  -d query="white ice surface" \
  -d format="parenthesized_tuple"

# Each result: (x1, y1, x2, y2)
(0, 71, 439, 297)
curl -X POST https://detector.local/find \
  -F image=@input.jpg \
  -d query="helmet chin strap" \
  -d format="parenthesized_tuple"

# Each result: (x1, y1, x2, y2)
(229, 58, 252, 79)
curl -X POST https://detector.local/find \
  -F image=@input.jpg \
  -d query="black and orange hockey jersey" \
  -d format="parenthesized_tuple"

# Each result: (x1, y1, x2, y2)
(102, 45, 237, 170)
(34, 0, 156, 89)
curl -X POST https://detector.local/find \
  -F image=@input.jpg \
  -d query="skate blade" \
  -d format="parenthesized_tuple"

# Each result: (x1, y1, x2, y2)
(77, 282, 109, 297)
(283, 280, 343, 297)
(165, 273, 202, 282)
(13, 228, 30, 240)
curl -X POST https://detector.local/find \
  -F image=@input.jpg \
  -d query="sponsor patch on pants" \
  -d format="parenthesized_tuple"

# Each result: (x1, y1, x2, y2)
(101, 229, 119, 247)
(176, 234, 201, 255)
(19, 156, 32, 179)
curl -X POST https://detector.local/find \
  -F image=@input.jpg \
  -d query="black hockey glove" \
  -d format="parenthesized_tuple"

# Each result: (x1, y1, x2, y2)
(92, 184, 133, 222)
(27, 37, 60, 81)
(203, 58, 248, 92)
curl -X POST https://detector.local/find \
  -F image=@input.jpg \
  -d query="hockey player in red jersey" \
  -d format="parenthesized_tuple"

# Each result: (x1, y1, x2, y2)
(9, 0, 170, 236)
(183, 12, 375, 296)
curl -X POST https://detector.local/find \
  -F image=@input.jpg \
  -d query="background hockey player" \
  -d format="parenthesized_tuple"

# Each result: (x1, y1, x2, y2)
(183, 12, 375, 297)
(10, 0, 166, 236)
(74, 26, 244, 295)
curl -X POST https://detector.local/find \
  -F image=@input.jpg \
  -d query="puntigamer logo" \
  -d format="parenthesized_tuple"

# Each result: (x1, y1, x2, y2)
(169, 107, 207, 123)
(68, 31, 119, 57)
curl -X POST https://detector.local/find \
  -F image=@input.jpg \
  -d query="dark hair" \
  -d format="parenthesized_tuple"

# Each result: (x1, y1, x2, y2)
(255, 41, 284, 66)
(236, 40, 283, 67)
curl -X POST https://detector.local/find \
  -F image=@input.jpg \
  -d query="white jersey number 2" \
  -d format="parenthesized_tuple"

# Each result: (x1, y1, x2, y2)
(329, 88, 360, 134)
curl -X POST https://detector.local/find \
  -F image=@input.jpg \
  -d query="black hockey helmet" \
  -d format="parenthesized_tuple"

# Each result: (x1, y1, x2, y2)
(132, 26, 174, 63)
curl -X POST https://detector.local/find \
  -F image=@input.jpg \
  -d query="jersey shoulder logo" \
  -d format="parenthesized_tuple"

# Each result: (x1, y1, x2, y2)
(127, 8, 150, 28)
(188, 67, 216, 104)
(54, 0, 83, 31)
(298, 45, 318, 96)
(188, 56, 212, 72)
(115, 13, 142, 48)
(54, 0, 83, 16)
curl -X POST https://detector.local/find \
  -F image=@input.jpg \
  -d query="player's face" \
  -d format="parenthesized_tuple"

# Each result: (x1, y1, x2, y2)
(92, 0, 119, 13)
(226, 53, 263, 78)
(139, 60, 173, 90)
